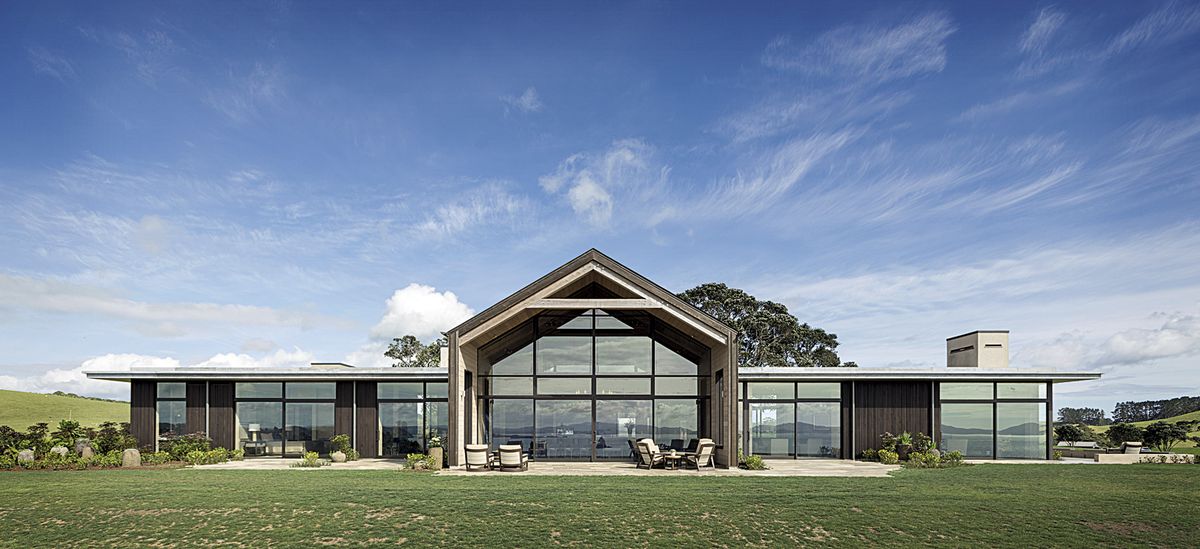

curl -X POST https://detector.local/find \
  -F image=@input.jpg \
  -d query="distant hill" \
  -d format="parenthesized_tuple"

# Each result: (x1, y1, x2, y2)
(0, 389, 129, 429)
(1092, 410, 1200, 450)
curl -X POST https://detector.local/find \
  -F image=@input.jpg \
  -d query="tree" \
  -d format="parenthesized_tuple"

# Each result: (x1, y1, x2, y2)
(384, 335, 444, 368)
(1104, 423, 1144, 447)
(1057, 407, 1111, 426)
(1143, 421, 1197, 453)
(677, 283, 851, 368)
(1054, 424, 1084, 446)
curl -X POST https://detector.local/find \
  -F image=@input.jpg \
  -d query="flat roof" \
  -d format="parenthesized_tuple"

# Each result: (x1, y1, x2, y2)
(86, 365, 1099, 383)
(946, 330, 1010, 341)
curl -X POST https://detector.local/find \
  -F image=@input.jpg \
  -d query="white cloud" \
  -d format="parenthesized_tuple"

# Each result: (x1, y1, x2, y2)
(0, 353, 180, 399)
(1096, 313, 1200, 367)
(1019, 7, 1067, 55)
(539, 139, 663, 227)
(192, 348, 314, 369)
(0, 273, 345, 336)
(1104, 1, 1200, 56)
(762, 13, 956, 83)
(500, 87, 544, 114)
(955, 80, 1083, 122)
(205, 62, 287, 123)
(369, 283, 474, 341)
(27, 47, 77, 81)
(412, 183, 527, 239)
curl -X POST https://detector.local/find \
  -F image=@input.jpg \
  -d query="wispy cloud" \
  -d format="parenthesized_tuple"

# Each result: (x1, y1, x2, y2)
(27, 47, 77, 82)
(205, 62, 287, 123)
(500, 86, 544, 114)
(955, 79, 1083, 122)
(762, 12, 956, 84)
(1019, 7, 1067, 55)
(79, 27, 182, 86)
(539, 139, 666, 227)
(412, 182, 529, 239)
(1104, 1, 1200, 56)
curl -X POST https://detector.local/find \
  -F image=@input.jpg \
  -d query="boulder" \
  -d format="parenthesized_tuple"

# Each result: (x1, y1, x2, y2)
(80, 447, 95, 459)
(122, 448, 141, 467)
(17, 449, 35, 462)
(330, 451, 347, 463)
(50, 446, 69, 458)
(74, 438, 92, 455)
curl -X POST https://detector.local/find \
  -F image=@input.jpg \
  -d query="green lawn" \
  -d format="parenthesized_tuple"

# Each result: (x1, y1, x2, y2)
(0, 389, 129, 429)
(1, 465, 1197, 547)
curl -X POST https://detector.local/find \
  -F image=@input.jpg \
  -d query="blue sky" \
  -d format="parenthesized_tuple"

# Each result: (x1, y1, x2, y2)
(1, 1, 1198, 413)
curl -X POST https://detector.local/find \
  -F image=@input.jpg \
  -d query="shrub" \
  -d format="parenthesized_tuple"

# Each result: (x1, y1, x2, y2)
(428, 435, 443, 449)
(860, 448, 878, 461)
(330, 434, 352, 453)
(24, 423, 51, 457)
(0, 454, 16, 470)
(161, 433, 212, 461)
(404, 453, 438, 470)
(230, 448, 245, 461)
(903, 451, 942, 468)
(93, 422, 138, 454)
(879, 432, 897, 452)
(877, 449, 899, 465)
(142, 451, 173, 465)
(942, 450, 965, 466)
(1105, 423, 1144, 447)
(51, 420, 86, 448)
(185, 448, 230, 466)
(292, 451, 327, 468)
(1052, 450, 1064, 461)
(911, 432, 934, 453)
(735, 451, 768, 470)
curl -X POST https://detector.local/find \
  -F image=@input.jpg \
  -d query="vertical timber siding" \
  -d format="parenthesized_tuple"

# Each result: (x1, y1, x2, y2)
(130, 380, 156, 450)
(208, 382, 235, 450)
(355, 381, 378, 458)
(334, 382, 354, 439)
(186, 382, 207, 436)
(853, 381, 931, 455)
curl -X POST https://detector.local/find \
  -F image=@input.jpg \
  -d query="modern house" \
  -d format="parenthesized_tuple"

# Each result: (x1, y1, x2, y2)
(87, 249, 1101, 466)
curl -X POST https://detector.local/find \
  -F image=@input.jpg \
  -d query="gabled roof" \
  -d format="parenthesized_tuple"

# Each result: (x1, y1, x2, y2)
(446, 248, 736, 340)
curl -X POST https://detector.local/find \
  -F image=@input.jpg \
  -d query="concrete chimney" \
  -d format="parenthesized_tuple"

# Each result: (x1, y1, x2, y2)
(946, 331, 1009, 368)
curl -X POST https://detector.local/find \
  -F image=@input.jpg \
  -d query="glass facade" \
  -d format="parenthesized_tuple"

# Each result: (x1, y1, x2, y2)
(743, 382, 842, 458)
(156, 382, 186, 441)
(939, 381, 1049, 459)
(234, 382, 336, 457)
(377, 381, 448, 456)
(479, 309, 710, 460)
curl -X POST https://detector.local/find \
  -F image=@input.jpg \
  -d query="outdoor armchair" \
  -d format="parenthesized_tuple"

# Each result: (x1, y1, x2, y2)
(498, 444, 529, 471)
(465, 444, 492, 470)
(636, 438, 665, 469)
(686, 440, 716, 470)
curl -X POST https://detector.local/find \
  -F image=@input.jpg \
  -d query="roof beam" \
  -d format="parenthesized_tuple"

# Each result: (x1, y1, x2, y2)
(527, 298, 660, 310)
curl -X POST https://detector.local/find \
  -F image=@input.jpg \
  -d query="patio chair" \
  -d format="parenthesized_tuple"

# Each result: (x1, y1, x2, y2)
(498, 444, 529, 472)
(686, 440, 716, 470)
(636, 438, 665, 469)
(465, 444, 492, 471)
(627, 439, 638, 461)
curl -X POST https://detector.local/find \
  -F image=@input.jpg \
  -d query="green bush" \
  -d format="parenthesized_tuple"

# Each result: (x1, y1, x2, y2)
(942, 450, 965, 466)
(911, 432, 934, 453)
(1052, 450, 1064, 461)
(1105, 423, 1144, 447)
(860, 448, 878, 461)
(877, 449, 899, 465)
(230, 448, 245, 461)
(51, 420, 86, 448)
(404, 453, 437, 470)
(92, 422, 138, 454)
(142, 451, 173, 465)
(161, 433, 212, 461)
(736, 451, 768, 470)
(185, 448, 230, 466)
(879, 432, 897, 452)
(903, 451, 942, 468)
(291, 451, 326, 468)
(330, 434, 352, 453)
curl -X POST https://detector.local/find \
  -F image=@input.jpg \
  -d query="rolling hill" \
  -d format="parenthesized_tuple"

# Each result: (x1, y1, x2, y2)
(0, 389, 129, 429)
(1090, 410, 1200, 450)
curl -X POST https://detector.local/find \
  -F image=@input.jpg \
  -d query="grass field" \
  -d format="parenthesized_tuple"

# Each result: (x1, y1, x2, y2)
(1091, 410, 1200, 451)
(1, 465, 1197, 547)
(0, 389, 128, 429)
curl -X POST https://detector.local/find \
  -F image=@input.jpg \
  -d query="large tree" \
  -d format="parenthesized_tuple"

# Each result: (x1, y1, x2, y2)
(384, 335, 443, 368)
(677, 283, 853, 368)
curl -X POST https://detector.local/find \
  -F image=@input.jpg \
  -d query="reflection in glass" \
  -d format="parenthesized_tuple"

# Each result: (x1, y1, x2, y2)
(654, 400, 699, 450)
(285, 402, 334, 455)
(285, 382, 336, 400)
(997, 383, 1045, 400)
(237, 401, 283, 457)
(536, 336, 592, 375)
(595, 400, 651, 460)
(489, 342, 533, 375)
(655, 377, 698, 396)
(380, 402, 421, 456)
(796, 383, 841, 399)
(940, 383, 993, 400)
(157, 400, 186, 439)
(379, 382, 423, 399)
(490, 377, 533, 395)
(536, 400, 592, 459)
(751, 403, 794, 456)
(997, 403, 1045, 459)
(490, 399, 534, 452)
(596, 378, 651, 395)
(654, 341, 698, 375)
(538, 377, 591, 395)
(595, 336, 652, 374)
(748, 383, 793, 400)
(796, 402, 840, 457)
(157, 382, 186, 399)
(425, 401, 448, 443)
(425, 382, 448, 399)
(236, 382, 282, 399)
(941, 403, 994, 458)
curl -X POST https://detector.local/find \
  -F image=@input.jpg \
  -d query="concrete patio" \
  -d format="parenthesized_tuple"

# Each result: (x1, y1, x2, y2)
(192, 458, 899, 476)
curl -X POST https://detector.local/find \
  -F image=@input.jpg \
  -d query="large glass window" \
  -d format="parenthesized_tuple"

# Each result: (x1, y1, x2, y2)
(997, 403, 1046, 459)
(940, 403, 994, 458)
(377, 382, 450, 456)
(748, 383, 793, 400)
(796, 383, 841, 399)
(940, 383, 993, 400)
(157, 382, 186, 399)
(596, 378, 651, 395)
(285, 382, 336, 400)
(654, 341, 698, 375)
(654, 400, 699, 450)
(535, 400, 592, 459)
(380, 402, 422, 456)
(490, 399, 534, 452)
(997, 383, 1046, 400)
(157, 400, 186, 439)
(595, 336, 652, 374)
(536, 336, 592, 375)
(236, 382, 282, 399)
(595, 400, 651, 460)
(750, 403, 794, 456)
(796, 402, 840, 457)
(538, 377, 591, 395)
(237, 401, 284, 457)
(285, 402, 334, 455)
(379, 382, 423, 399)
(490, 377, 534, 395)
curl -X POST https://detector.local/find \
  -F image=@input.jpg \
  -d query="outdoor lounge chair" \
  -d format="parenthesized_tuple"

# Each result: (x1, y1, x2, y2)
(636, 438, 665, 469)
(498, 444, 529, 471)
(686, 439, 716, 470)
(465, 444, 493, 471)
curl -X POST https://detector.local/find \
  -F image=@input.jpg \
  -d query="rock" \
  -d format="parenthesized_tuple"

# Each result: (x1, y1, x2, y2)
(74, 438, 92, 455)
(330, 451, 347, 463)
(80, 447, 95, 459)
(928, 448, 941, 459)
(50, 446, 69, 458)
(17, 449, 35, 462)
(122, 448, 141, 467)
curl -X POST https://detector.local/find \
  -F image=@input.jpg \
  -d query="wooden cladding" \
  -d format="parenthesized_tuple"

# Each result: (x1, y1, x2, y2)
(334, 382, 354, 439)
(355, 381, 378, 458)
(130, 380, 156, 450)
(208, 382, 235, 450)
(186, 382, 207, 436)
(853, 381, 932, 455)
